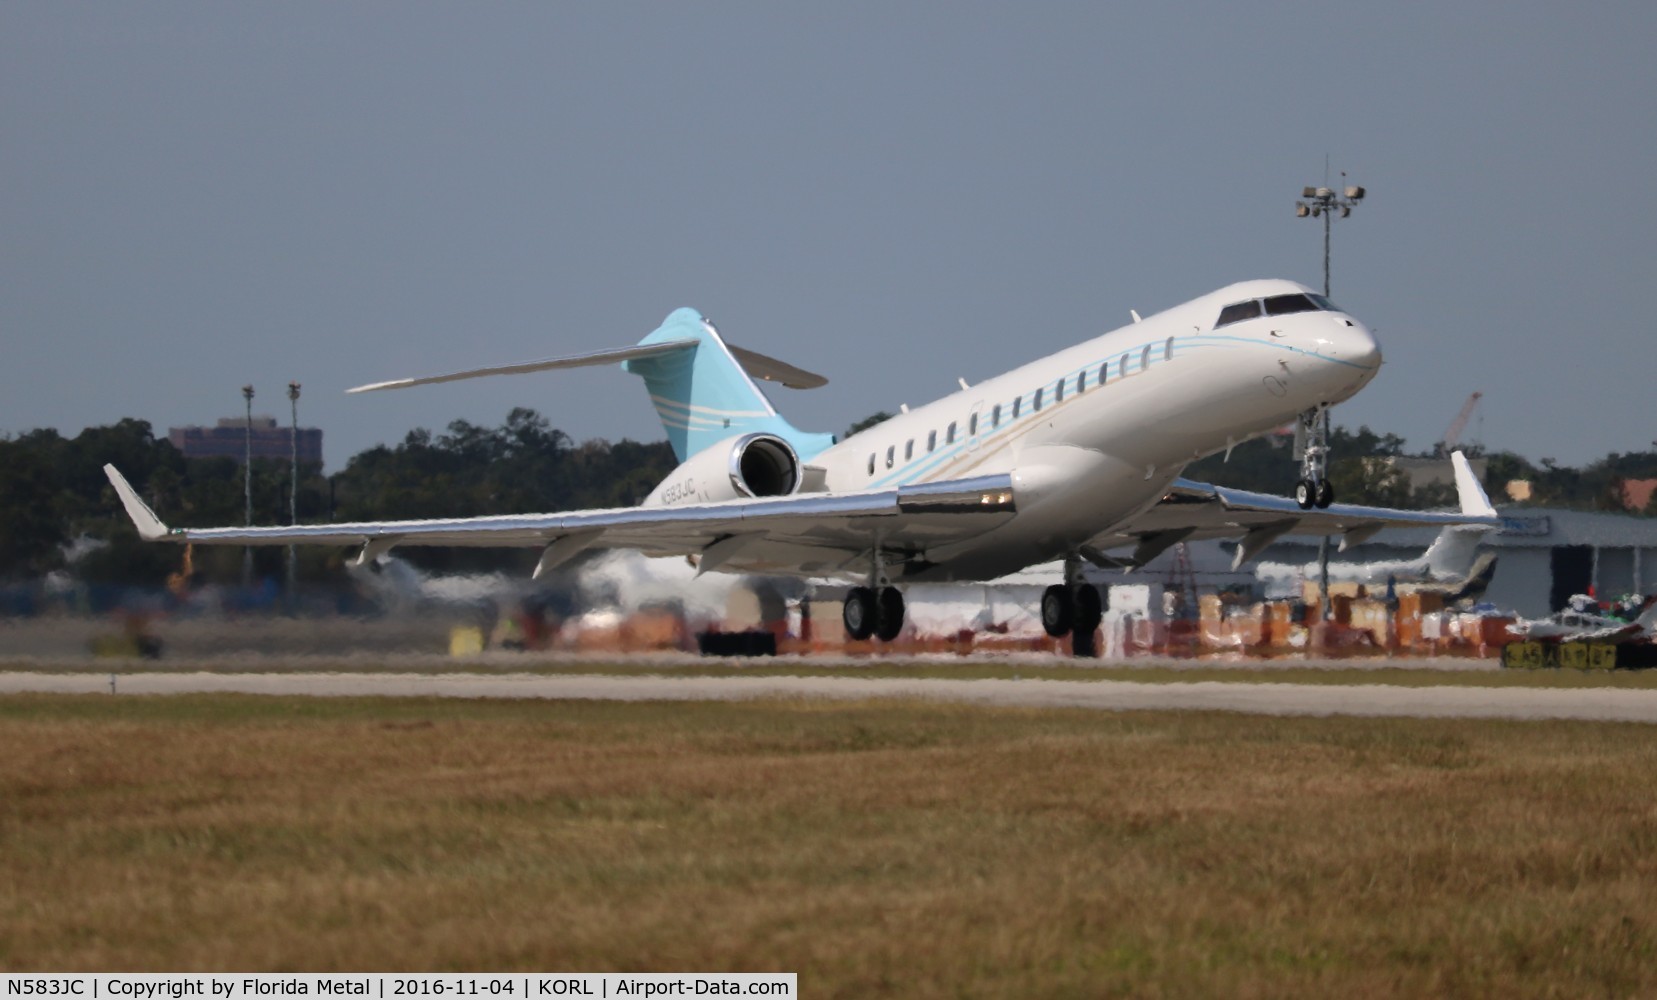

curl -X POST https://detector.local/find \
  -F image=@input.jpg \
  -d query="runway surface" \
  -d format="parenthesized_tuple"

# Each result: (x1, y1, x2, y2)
(6, 670, 1657, 723)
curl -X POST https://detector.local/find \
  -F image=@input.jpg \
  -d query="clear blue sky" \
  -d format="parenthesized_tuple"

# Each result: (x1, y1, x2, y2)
(4, 2, 1654, 472)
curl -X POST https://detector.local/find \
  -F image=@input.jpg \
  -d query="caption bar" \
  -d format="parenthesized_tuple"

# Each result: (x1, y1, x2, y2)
(2, 977, 794, 1000)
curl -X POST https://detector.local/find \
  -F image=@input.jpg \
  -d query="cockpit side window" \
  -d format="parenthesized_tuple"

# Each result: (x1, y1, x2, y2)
(1214, 300, 1262, 328)
(1263, 293, 1321, 316)
(1307, 293, 1340, 312)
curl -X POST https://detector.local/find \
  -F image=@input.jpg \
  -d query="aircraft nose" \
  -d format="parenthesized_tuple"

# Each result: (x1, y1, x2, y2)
(1326, 319, 1382, 369)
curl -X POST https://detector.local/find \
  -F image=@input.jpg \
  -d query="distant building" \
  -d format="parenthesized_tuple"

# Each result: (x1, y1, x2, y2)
(169, 416, 323, 466)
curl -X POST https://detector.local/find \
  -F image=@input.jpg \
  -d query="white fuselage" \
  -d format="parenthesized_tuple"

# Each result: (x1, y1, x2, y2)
(808, 279, 1382, 581)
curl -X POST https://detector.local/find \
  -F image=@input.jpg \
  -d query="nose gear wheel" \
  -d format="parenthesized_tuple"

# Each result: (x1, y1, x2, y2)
(1294, 407, 1336, 509)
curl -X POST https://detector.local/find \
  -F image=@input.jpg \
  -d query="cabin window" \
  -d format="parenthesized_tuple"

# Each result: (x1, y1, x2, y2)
(1099, 362, 1110, 384)
(1119, 352, 1131, 376)
(927, 430, 937, 452)
(968, 413, 978, 436)
(1164, 336, 1174, 361)
(885, 445, 895, 469)
(905, 439, 914, 461)
(1214, 299, 1262, 327)
(991, 404, 1001, 428)
(1033, 387, 1044, 411)
(1077, 370, 1087, 394)
(867, 454, 875, 476)
(1055, 378, 1065, 403)
(946, 421, 957, 444)
(1012, 397, 1021, 419)
(1141, 344, 1153, 369)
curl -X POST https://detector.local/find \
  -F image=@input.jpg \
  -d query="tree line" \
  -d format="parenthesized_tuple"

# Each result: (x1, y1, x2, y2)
(2, 409, 1653, 585)
(0, 408, 674, 585)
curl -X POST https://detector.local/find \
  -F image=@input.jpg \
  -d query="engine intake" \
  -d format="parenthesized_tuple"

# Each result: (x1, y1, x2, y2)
(643, 433, 803, 507)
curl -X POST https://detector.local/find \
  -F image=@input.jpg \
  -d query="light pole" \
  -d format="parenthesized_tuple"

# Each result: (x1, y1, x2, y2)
(1294, 180, 1366, 297)
(1295, 177, 1366, 621)
(287, 381, 301, 597)
(242, 384, 254, 588)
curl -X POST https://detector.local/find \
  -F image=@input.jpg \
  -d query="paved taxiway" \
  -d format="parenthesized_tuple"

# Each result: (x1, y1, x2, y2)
(5, 670, 1657, 723)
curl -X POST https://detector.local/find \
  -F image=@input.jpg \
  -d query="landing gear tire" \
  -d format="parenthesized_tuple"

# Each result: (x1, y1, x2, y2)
(875, 586, 906, 642)
(1072, 584, 1103, 659)
(1295, 478, 1315, 511)
(843, 586, 876, 641)
(1314, 479, 1335, 509)
(1074, 585, 1103, 633)
(1042, 585, 1073, 638)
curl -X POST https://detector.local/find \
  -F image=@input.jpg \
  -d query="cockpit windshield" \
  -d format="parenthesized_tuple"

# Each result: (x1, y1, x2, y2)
(1214, 292, 1342, 328)
(1214, 300, 1263, 328)
(1263, 293, 1321, 316)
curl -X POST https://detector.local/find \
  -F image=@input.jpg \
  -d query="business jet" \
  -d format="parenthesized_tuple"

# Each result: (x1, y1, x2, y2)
(106, 279, 1498, 647)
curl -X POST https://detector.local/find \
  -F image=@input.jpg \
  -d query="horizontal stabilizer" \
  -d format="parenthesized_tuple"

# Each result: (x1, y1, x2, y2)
(348, 338, 828, 394)
(727, 345, 828, 389)
(348, 339, 700, 393)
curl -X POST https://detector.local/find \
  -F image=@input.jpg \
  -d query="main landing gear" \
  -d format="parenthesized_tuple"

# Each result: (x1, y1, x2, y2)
(843, 585, 905, 642)
(1041, 555, 1104, 657)
(843, 543, 906, 642)
(1294, 406, 1336, 510)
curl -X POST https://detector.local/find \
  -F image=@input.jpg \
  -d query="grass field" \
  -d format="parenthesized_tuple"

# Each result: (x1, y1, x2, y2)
(11, 655, 1657, 691)
(4, 693, 1657, 996)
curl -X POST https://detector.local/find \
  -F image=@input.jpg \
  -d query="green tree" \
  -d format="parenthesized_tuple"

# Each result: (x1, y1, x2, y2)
(843, 411, 893, 439)
(0, 439, 66, 577)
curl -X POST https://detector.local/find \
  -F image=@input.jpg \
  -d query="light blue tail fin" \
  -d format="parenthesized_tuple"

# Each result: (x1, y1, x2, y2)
(624, 309, 835, 463)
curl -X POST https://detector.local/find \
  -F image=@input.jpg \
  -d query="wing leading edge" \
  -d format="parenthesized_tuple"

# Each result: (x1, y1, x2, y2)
(103, 465, 1015, 577)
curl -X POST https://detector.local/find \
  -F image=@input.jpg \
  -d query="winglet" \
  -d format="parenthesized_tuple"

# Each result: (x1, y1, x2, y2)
(103, 464, 173, 541)
(1450, 451, 1497, 518)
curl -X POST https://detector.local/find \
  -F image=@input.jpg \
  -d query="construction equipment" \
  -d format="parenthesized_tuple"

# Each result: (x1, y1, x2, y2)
(1438, 392, 1483, 456)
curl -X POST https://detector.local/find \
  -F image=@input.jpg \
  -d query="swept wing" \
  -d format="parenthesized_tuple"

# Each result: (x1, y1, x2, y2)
(1090, 452, 1500, 570)
(104, 464, 1013, 578)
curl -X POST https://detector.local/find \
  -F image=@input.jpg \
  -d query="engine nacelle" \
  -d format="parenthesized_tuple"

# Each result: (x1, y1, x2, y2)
(642, 433, 802, 507)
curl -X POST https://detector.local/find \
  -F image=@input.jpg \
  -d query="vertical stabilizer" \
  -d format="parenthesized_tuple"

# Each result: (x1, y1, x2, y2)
(624, 309, 835, 462)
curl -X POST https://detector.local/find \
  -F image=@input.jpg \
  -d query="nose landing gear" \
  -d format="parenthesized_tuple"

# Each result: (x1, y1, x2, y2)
(1294, 406, 1336, 510)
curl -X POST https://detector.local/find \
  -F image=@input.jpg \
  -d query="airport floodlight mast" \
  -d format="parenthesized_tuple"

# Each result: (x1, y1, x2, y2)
(1295, 175, 1367, 619)
(287, 381, 301, 596)
(1295, 180, 1366, 297)
(242, 384, 254, 588)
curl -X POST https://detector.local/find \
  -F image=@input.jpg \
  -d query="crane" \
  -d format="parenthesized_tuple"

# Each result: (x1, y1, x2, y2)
(1438, 391, 1483, 456)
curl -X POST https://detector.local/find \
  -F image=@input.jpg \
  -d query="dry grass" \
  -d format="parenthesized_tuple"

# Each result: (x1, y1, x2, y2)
(12, 655, 1657, 690)
(4, 694, 1657, 997)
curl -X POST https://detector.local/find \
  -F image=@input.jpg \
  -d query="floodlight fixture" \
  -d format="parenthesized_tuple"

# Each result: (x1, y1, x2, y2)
(1293, 174, 1365, 297)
